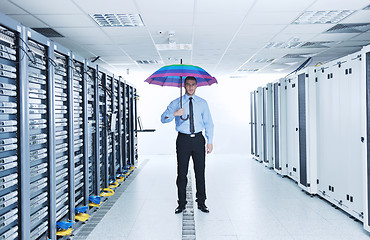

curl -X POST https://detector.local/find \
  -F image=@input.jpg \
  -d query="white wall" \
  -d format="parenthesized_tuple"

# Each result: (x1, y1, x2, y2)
(128, 72, 283, 155)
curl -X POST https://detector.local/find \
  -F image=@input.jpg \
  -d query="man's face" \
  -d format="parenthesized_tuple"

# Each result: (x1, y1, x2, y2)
(185, 79, 197, 96)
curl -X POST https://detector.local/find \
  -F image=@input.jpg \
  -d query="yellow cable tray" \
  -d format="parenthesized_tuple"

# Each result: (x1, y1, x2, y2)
(89, 202, 101, 207)
(75, 213, 90, 222)
(56, 228, 73, 236)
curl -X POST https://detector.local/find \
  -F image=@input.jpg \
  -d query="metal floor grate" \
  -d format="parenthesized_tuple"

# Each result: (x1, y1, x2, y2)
(72, 159, 149, 239)
(182, 172, 196, 240)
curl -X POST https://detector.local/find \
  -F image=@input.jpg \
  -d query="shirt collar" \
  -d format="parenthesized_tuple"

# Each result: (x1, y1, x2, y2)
(183, 94, 196, 102)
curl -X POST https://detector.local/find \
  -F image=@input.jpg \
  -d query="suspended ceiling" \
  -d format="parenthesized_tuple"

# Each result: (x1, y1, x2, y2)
(1, 0, 370, 78)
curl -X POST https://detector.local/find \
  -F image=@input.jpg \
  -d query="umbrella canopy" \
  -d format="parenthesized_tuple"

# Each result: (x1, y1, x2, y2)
(144, 64, 217, 87)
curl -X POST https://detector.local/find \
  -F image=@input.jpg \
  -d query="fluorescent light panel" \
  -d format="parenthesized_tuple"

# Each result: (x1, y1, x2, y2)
(90, 14, 144, 27)
(293, 10, 355, 24)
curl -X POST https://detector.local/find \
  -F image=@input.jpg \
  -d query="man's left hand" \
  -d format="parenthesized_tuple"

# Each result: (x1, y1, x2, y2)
(207, 144, 213, 154)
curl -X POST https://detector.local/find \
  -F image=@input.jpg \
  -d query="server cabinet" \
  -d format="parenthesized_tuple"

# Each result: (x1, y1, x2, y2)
(286, 76, 299, 181)
(296, 70, 317, 195)
(255, 87, 263, 162)
(133, 88, 138, 165)
(264, 83, 273, 168)
(0, 18, 21, 240)
(272, 80, 285, 175)
(363, 45, 370, 232)
(250, 91, 255, 156)
(25, 28, 57, 240)
(86, 64, 98, 196)
(98, 70, 108, 189)
(71, 55, 87, 212)
(316, 52, 363, 221)
(105, 74, 114, 184)
(112, 77, 120, 178)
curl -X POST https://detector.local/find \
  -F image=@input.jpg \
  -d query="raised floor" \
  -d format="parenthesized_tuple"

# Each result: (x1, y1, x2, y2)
(75, 154, 370, 240)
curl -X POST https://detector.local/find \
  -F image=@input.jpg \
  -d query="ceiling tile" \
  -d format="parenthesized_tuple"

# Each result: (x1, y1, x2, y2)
(311, 33, 361, 41)
(280, 24, 333, 34)
(36, 14, 96, 27)
(54, 27, 103, 37)
(72, 0, 139, 13)
(239, 24, 286, 35)
(253, 0, 316, 12)
(244, 11, 301, 25)
(10, 0, 82, 14)
(0, 0, 27, 14)
(195, 12, 245, 26)
(141, 13, 193, 26)
(307, 0, 370, 11)
(136, 0, 193, 14)
(340, 10, 370, 24)
(8, 14, 48, 27)
(196, 0, 255, 13)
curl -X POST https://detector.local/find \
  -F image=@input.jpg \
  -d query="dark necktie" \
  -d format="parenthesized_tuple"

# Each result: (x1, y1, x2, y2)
(189, 97, 195, 133)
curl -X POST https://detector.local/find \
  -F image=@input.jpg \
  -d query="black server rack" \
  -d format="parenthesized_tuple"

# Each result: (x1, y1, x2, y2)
(26, 29, 53, 240)
(0, 13, 140, 240)
(71, 56, 86, 213)
(112, 77, 120, 179)
(106, 74, 114, 185)
(52, 42, 72, 239)
(98, 70, 107, 189)
(86, 65, 97, 196)
(0, 19, 20, 240)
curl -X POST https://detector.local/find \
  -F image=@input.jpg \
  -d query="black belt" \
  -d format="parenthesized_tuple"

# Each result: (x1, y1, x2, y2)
(178, 132, 202, 138)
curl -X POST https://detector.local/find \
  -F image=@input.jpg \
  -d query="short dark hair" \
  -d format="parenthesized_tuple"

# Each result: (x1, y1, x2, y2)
(184, 76, 197, 84)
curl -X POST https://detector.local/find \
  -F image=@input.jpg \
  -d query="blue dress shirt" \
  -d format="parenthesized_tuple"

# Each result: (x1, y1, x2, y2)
(161, 94, 214, 144)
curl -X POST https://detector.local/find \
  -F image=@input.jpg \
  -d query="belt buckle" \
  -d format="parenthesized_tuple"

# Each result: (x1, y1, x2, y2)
(190, 134, 195, 137)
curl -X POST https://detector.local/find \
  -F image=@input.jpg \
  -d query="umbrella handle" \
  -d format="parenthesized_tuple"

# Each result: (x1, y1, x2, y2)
(180, 115, 189, 121)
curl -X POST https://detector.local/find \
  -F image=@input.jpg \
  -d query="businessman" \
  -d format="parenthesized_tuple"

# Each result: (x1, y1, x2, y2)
(161, 76, 214, 214)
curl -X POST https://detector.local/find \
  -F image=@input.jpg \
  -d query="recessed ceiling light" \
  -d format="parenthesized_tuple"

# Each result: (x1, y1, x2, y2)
(293, 10, 354, 24)
(90, 14, 144, 27)
(136, 60, 162, 64)
(155, 44, 192, 51)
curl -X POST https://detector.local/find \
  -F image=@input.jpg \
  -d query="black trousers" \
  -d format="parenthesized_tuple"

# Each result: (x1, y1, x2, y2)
(176, 132, 206, 206)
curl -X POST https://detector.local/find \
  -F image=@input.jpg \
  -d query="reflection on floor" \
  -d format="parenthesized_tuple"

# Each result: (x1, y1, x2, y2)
(82, 154, 370, 240)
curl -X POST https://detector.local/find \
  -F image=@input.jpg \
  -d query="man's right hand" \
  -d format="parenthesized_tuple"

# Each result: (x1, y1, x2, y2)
(174, 108, 184, 117)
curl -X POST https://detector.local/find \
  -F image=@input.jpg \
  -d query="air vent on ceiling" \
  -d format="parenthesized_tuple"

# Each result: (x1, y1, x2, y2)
(265, 41, 305, 49)
(90, 14, 144, 27)
(249, 58, 276, 63)
(136, 60, 160, 64)
(32, 28, 64, 37)
(283, 54, 306, 59)
(325, 23, 370, 33)
(237, 68, 260, 72)
(293, 10, 354, 24)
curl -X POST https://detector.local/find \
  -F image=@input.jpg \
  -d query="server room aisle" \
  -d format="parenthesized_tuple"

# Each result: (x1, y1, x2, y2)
(81, 155, 370, 240)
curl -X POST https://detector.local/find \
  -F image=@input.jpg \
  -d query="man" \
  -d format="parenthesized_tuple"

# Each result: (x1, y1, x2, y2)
(161, 76, 214, 214)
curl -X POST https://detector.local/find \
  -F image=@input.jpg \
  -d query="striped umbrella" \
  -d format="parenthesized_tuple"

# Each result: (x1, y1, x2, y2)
(144, 64, 217, 87)
(145, 63, 217, 120)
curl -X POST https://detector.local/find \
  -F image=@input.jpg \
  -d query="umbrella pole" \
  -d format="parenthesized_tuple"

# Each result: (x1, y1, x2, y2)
(180, 75, 182, 107)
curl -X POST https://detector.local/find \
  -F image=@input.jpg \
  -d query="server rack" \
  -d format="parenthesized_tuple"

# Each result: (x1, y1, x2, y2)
(52, 42, 72, 239)
(133, 88, 138, 165)
(286, 76, 299, 182)
(255, 87, 263, 162)
(112, 77, 120, 177)
(71, 55, 86, 214)
(0, 17, 21, 240)
(250, 91, 255, 156)
(264, 83, 273, 168)
(316, 52, 363, 221)
(97, 69, 108, 189)
(363, 45, 370, 232)
(0, 12, 141, 239)
(86, 63, 98, 196)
